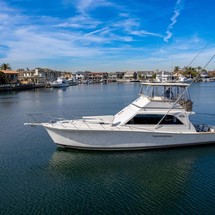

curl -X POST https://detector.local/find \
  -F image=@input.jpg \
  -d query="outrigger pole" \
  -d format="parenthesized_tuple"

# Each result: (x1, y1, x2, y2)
(155, 52, 215, 129)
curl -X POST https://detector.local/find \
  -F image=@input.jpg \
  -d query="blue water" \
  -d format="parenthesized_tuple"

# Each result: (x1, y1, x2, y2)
(1, 82, 215, 214)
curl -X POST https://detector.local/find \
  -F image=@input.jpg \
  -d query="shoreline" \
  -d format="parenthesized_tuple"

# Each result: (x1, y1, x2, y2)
(0, 83, 45, 92)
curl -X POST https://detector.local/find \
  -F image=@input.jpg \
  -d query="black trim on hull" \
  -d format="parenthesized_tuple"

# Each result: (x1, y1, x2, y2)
(56, 141, 215, 151)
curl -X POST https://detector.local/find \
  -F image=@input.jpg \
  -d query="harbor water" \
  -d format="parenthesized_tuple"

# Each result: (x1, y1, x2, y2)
(1, 82, 215, 214)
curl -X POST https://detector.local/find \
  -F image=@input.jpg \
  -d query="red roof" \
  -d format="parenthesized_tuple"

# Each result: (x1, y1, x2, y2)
(0, 70, 19, 74)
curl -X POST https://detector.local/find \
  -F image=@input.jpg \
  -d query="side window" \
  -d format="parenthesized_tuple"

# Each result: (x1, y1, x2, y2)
(126, 114, 183, 125)
(162, 115, 182, 124)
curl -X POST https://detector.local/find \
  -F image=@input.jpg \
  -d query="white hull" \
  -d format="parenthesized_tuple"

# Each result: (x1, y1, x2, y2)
(51, 83, 69, 88)
(50, 77, 69, 88)
(45, 126, 215, 150)
(25, 82, 215, 151)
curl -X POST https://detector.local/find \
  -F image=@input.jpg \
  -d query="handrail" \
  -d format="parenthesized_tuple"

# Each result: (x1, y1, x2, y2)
(25, 113, 65, 125)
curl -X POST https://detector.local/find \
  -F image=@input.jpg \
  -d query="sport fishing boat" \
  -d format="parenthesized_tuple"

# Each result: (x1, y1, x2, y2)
(25, 82, 215, 150)
(50, 77, 69, 88)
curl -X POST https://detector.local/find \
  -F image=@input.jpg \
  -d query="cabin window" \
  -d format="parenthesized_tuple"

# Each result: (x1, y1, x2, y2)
(126, 114, 183, 125)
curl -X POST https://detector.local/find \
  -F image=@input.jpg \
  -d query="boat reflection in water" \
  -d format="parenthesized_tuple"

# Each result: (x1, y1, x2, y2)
(47, 147, 208, 213)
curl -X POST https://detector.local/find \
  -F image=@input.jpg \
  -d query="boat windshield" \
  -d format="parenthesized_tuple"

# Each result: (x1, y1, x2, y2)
(139, 83, 190, 102)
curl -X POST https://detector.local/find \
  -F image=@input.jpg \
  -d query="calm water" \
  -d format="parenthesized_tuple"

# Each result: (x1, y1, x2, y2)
(1, 82, 215, 215)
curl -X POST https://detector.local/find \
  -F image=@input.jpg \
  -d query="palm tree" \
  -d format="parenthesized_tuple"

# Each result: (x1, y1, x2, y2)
(174, 66, 180, 73)
(152, 73, 157, 79)
(196, 66, 202, 72)
(0, 63, 11, 70)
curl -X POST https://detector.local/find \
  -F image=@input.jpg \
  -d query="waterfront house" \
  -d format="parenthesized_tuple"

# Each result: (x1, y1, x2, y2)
(75, 71, 85, 81)
(75, 71, 108, 83)
(0, 70, 19, 84)
(156, 71, 173, 82)
(123, 71, 135, 81)
(62, 72, 74, 80)
(18, 68, 65, 85)
(137, 71, 154, 80)
(208, 70, 215, 77)
(75, 71, 92, 83)
(88, 72, 108, 83)
(108, 72, 118, 82)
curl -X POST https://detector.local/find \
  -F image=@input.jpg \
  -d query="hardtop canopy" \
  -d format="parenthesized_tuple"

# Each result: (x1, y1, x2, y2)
(141, 82, 190, 87)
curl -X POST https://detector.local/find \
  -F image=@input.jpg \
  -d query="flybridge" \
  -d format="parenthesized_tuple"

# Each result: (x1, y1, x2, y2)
(139, 82, 191, 105)
(112, 82, 193, 127)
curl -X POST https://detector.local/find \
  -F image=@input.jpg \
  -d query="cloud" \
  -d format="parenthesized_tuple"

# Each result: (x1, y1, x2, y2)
(76, 0, 94, 13)
(55, 15, 101, 29)
(129, 30, 163, 38)
(163, 0, 184, 42)
(84, 27, 109, 36)
(1, 0, 214, 72)
(112, 18, 162, 39)
(72, 0, 116, 14)
(59, 2, 163, 42)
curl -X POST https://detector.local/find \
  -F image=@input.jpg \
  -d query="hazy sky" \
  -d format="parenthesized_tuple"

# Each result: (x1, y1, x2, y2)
(0, 0, 215, 72)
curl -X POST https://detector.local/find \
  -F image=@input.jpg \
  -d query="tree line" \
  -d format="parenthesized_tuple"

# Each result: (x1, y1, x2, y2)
(173, 66, 208, 77)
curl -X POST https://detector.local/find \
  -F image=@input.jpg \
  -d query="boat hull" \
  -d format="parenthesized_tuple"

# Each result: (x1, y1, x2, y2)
(44, 127, 215, 150)
(51, 83, 69, 88)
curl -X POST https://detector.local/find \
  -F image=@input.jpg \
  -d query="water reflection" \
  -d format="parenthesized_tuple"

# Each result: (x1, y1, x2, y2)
(47, 147, 207, 213)
(1, 82, 215, 214)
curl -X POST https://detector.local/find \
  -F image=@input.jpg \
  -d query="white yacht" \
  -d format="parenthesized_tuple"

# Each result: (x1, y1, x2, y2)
(50, 77, 69, 88)
(178, 75, 193, 83)
(25, 82, 215, 150)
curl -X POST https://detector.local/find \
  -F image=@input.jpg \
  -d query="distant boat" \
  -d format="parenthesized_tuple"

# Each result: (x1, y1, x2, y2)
(67, 79, 78, 86)
(50, 77, 69, 88)
(25, 82, 215, 150)
(178, 76, 193, 83)
(83, 79, 93, 84)
(201, 78, 214, 82)
(116, 79, 130, 83)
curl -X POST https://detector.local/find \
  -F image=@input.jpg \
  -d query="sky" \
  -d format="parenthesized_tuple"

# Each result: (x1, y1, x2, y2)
(0, 0, 215, 72)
